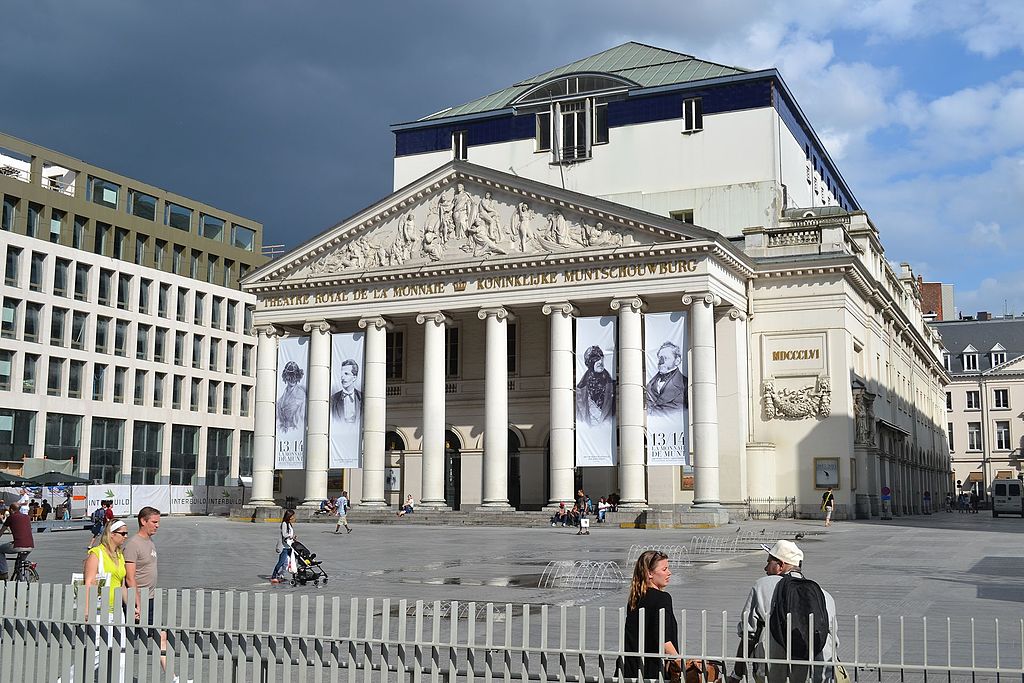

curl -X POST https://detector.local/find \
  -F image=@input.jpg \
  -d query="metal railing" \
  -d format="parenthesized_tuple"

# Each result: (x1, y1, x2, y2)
(2, 583, 1022, 681)
(747, 497, 797, 520)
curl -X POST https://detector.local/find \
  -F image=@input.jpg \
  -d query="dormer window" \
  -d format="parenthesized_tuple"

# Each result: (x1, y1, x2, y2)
(990, 344, 1006, 367)
(942, 352, 951, 371)
(963, 351, 978, 372)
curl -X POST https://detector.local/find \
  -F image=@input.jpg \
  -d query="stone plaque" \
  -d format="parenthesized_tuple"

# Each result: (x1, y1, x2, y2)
(762, 333, 827, 377)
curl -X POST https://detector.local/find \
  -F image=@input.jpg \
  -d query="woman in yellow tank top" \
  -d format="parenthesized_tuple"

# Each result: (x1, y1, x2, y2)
(84, 518, 133, 614)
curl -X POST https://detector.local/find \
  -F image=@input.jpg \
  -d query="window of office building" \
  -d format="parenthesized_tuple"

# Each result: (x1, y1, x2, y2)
(222, 383, 233, 414)
(68, 360, 84, 398)
(189, 250, 200, 279)
(996, 420, 1011, 450)
(135, 235, 147, 265)
(153, 372, 165, 408)
(232, 224, 256, 251)
(98, 269, 113, 306)
(113, 227, 129, 260)
(117, 273, 131, 310)
(190, 378, 202, 411)
(1, 297, 17, 339)
(206, 255, 218, 284)
(240, 385, 251, 417)
(136, 324, 150, 360)
(170, 425, 199, 485)
(200, 214, 225, 241)
(225, 341, 236, 373)
(172, 244, 184, 274)
(222, 259, 233, 287)
(94, 222, 110, 255)
(206, 428, 232, 486)
(92, 364, 106, 400)
(192, 335, 203, 369)
(53, 258, 70, 297)
(50, 209, 65, 243)
(154, 239, 167, 268)
(176, 288, 188, 322)
(172, 375, 183, 409)
(0, 409, 35, 461)
(24, 303, 41, 343)
(385, 329, 404, 379)
(114, 320, 128, 357)
(139, 278, 151, 314)
(994, 388, 1009, 409)
(154, 327, 167, 363)
(158, 283, 170, 317)
(165, 202, 192, 232)
(242, 344, 253, 376)
(239, 430, 254, 478)
(95, 316, 110, 353)
(88, 176, 120, 209)
(127, 189, 157, 221)
(72, 215, 87, 249)
(174, 331, 185, 366)
(209, 338, 219, 370)
(47, 357, 62, 396)
(244, 305, 253, 333)
(132, 422, 162, 484)
(26, 202, 42, 238)
(22, 354, 38, 393)
(44, 412, 81, 460)
(211, 296, 223, 329)
(50, 307, 67, 346)
(966, 390, 980, 410)
(207, 381, 219, 413)
(29, 252, 44, 292)
(0, 349, 11, 391)
(1, 195, 17, 232)
(226, 302, 237, 332)
(194, 293, 204, 325)
(74, 263, 89, 301)
(967, 422, 982, 451)
(113, 367, 126, 403)
(71, 312, 87, 350)
(4, 246, 20, 286)
(134, 370, 146, 405)
(89, 418, 123, 484)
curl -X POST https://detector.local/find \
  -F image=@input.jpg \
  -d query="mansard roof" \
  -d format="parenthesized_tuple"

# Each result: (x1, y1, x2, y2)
(932, 317, 1024, 375)
(412, 42, 749, 123)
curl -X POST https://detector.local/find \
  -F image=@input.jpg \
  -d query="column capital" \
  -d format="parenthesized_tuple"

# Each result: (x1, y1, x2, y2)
(609, 296, 646, 313)
(682, 293, 722, 307)
(416, 311, 453, 326)
(477, 306, 515, 322)
(542, 301, 579, 317)
(253, 324, 282, 338)
(358, 315, 392, 331)
(302, 319, 333, 334)
(727, 308, 748, 322)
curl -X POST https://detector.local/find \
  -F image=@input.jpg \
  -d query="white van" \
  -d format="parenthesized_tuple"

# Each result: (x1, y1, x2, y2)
(991, 479, 1024, 518)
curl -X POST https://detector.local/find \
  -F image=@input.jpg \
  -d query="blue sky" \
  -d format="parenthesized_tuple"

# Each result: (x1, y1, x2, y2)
(2, 1, 1021, 316)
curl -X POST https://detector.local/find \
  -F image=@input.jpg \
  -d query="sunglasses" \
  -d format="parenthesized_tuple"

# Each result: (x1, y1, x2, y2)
(113, 531, 129, 536)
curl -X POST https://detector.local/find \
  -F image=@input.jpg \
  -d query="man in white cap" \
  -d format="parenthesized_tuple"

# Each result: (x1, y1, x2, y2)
(728, 540, 839, 683)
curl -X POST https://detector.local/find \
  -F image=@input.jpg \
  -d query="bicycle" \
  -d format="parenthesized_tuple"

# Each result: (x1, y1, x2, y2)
(3, 548, 39, 583)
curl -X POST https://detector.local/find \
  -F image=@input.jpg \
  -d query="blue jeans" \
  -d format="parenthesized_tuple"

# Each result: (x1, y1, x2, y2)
(272, 547, 290, 578)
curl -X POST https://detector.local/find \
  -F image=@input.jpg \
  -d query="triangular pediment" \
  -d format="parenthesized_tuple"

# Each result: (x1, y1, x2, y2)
(246, 161, 724, 288)
(984, 353, 1024, 374)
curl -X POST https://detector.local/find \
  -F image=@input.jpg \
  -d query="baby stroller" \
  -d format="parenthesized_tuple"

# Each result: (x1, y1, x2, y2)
(289, 540, 329, 587)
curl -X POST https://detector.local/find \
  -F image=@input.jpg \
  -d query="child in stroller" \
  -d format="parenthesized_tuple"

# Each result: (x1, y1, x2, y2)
(288, 540, 329, 586)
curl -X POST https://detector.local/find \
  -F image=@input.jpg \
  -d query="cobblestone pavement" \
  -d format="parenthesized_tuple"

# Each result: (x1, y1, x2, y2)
(24, 511, 1024, 623)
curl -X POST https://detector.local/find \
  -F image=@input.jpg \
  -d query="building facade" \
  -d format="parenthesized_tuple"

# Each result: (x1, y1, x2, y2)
(0, 132, 267, 485)
(244, 43, 949, 518)
(932, 316, 1024, 498)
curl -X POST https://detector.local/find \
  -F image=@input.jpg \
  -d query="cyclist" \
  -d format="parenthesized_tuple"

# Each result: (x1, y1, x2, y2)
(0, 502, 35, 580)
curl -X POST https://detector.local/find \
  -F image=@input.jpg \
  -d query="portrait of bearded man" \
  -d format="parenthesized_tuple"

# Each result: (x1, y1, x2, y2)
(575, 345, 615, 425)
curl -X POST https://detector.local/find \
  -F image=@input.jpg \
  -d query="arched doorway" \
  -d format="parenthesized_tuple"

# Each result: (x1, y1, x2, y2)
(508, 430, 521, 510)
(444, 430, 462, 510)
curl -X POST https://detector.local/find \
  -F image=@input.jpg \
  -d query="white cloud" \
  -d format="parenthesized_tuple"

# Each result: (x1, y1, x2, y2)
(968, 221, 1005, 248)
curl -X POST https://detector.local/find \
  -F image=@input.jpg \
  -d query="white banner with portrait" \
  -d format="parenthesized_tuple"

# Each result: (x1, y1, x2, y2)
(644, 311, 690, 467)
(275, 336, 309, 470)
(329, 332, 365, 469)
(574, 316, 617, 467)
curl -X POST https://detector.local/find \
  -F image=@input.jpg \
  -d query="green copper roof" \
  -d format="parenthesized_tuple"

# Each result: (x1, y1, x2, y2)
(419, 42, 748, 122)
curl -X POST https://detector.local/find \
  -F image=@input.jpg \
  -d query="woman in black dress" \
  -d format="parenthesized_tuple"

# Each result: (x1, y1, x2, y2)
(623, 550, 681, 679)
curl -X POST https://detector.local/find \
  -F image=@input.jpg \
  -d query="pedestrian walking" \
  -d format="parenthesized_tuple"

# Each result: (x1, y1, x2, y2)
(83, 519, 133, 683)
(271, 509, 296, 584)
(820, 488, 835, 527)
(124, 506, 171, 676)
(334, 491, 352, 534)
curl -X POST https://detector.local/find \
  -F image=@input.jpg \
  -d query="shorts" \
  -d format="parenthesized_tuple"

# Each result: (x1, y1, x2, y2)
(336, 514, 348, 524)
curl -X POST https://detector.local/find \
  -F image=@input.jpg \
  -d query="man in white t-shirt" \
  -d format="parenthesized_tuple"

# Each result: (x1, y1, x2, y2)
(334, 491, 352, 534)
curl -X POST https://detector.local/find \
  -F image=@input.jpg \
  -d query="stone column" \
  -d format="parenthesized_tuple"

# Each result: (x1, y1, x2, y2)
(685, 293, 722, 507)
(301, 320, 331, 508)
(249, 325, 279, 507)
(479, 307, 514, 508)
(542, 302, 578, 506)
(416, 312, 451, 508)
(358, 315, 390, 506)
(610, 296, 647, 508)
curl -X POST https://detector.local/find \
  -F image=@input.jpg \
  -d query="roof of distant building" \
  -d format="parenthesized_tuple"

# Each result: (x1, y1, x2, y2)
(417, 42, 749, 122)
(932, 316, 1024, 374)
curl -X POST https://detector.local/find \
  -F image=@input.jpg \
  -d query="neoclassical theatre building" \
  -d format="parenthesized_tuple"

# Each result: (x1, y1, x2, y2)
(243, 43, 950, 520)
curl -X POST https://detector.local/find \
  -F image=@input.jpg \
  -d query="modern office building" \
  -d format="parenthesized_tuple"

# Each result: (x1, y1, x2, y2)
(932, 315, 1024, 498)
(243, 43, 949, 520)
(0, 131, 267, 485)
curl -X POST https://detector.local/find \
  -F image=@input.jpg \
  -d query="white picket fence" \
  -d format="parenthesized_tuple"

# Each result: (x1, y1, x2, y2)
(1, 582, 1022, 682)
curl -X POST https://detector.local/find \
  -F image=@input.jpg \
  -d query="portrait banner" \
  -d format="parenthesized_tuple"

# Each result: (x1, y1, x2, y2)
(575, 316, 617, 467)
(644, 311, 690, 467)
(329, 332, 366, 469)
(275, 336, 309, 470)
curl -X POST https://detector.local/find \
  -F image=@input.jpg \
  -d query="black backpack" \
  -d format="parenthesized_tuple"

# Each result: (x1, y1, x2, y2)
(90, 507, 106, 527)
(768, 574, 830, 660)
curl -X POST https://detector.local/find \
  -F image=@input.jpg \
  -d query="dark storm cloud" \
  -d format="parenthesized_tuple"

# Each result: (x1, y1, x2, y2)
(0, 1, 714, 247)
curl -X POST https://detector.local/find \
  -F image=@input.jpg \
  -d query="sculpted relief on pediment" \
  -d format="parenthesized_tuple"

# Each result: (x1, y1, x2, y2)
(296, 183, 657, 277)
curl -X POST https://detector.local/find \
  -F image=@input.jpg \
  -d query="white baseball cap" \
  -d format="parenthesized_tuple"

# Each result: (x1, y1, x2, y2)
(761, 539, 804, 566)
